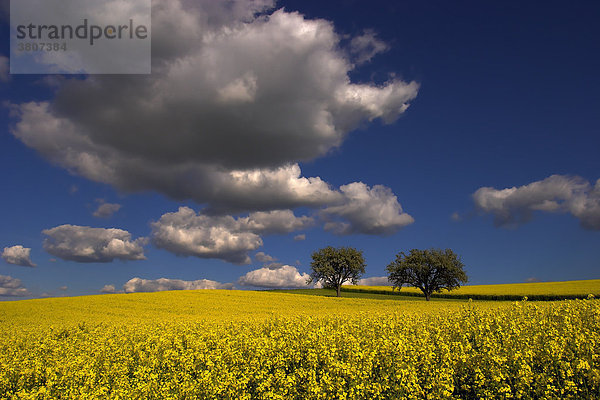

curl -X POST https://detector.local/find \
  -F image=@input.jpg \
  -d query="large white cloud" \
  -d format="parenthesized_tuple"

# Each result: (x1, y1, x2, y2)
(2, 245, 36, 267)
(151, 207, 312, 264)
(43, 225, 147, 262)
(9, 0, 417, 215)
(0, 275, 29, 297)
(473, 174, 600, 230)
(123, 277, 234, 293)
(321, 182, 414, 235)
(238, 264, 310, 288)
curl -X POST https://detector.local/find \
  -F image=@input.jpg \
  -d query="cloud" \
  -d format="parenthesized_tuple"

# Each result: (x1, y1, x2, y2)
(254, 252, 284, 269)
(255, 251, 276, 263)
(342, 276, 390, 286)
(0, 55, 8, 82)
(350, 30, 389, 64)
(93, 201, 122, 218)
(42, 225, 147, 262)
(450, 212, 462, 222)
(473, 174, 600, 230)
(123, 277, 234, 293)
(358, 276, 392, 286)
(238, 264, 310, 288)
(0, 275, 29, 297)
(100, 284, 116, 293)
(242, 209, 315, 234)
(264, 262, 284, 269)
(151, 207, 312, 264)
(151, 207, 263, 264)
(9, 0, 417, 214)
(322, 182, 414, 235)
(293, 234, 306, 241)
(2, 245, 36, 267)
(59, 286, 68, 291)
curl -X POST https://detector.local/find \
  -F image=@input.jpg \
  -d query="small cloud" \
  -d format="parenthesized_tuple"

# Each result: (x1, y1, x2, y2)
(238, 265, 311, 288)
(321, 182, 414, 235)
(255, 251, 285, 269)
(59, 286, 68, 291)
(0, 274, 29, 297)
(293, 234, 306, 241)
(100, 284, 116, 293)
(525, 277, 541, 283)
(123, 277, 234, 293)
(43, 225, 147, 263)
(93, 201, 122, 218)
(2, 245, 36, 267)
(255, 251, 277, 263)
(450, 212, 462, 222)
(349, 29, 389, 64)
(473, 174, 600, 230)
(69, 184, 78, 194)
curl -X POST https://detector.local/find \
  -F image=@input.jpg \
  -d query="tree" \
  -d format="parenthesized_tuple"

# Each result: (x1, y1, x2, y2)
(386, 248, 468, 301)
(307, 246, 366, 297)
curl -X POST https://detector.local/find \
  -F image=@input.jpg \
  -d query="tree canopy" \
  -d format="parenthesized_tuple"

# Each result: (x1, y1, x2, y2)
(307, 246, 366, 297)
(386, 248, 468, 301)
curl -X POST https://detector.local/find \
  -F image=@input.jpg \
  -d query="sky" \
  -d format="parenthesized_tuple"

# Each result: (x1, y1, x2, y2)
(1, 0, 599, 299)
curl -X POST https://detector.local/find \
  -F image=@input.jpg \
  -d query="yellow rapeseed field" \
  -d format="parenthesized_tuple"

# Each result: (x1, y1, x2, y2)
(344, 279, 600, 300)
(1, 290, 599, 399)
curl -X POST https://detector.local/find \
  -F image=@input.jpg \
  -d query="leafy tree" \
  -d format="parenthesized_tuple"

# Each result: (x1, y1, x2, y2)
(386, 248, 468, 301)
(307, 246, 366, 297)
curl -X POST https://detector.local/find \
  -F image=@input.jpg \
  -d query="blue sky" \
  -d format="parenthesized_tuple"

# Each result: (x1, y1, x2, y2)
(1, 0, 599, 299)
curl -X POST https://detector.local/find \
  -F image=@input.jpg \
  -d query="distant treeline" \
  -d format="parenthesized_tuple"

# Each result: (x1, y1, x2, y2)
(340, 287, 598, 301)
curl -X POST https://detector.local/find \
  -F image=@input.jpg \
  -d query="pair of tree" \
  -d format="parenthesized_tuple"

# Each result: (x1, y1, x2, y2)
(308, 246, 467, 300)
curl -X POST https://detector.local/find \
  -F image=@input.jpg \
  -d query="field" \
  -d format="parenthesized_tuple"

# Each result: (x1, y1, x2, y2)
(342, 279, 600, 301)
(1, 285, 599, 399)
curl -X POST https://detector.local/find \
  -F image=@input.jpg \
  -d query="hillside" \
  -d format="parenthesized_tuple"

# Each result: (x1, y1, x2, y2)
(341, 279, 600, 301)
(1, 286, 599, 398)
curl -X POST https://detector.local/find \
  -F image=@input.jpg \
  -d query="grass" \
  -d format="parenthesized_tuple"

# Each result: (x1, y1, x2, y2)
(271, 288, 465, 302)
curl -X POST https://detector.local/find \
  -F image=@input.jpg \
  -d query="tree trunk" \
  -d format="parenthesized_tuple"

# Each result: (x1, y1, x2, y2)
(336, 285, 341, 297)
(425, 292, 431, 301)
